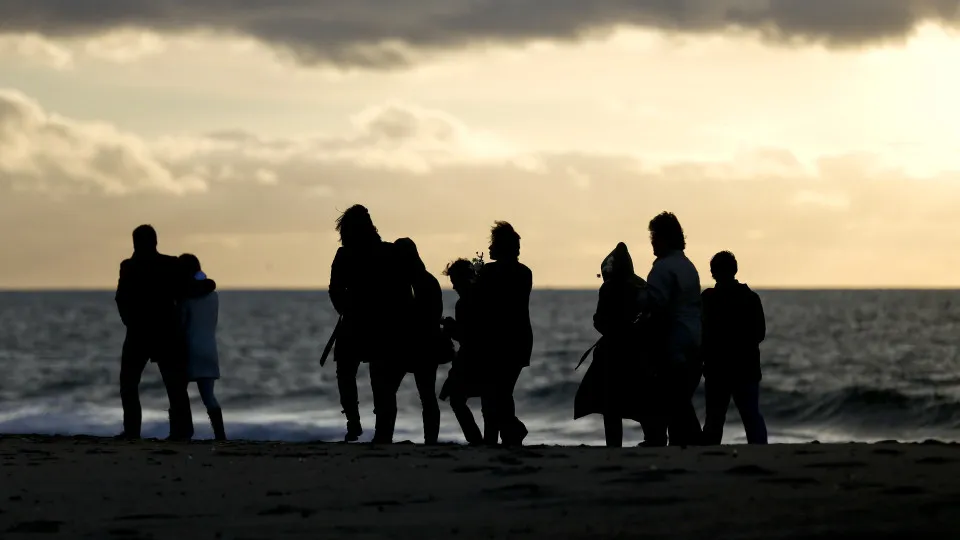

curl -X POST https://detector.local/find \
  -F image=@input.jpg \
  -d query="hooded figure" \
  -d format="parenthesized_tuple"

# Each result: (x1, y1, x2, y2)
(573, 242, 653, 447)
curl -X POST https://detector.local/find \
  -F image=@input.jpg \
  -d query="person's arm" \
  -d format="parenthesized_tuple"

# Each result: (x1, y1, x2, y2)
(115, 260, 132, 327)
(637, 259, 673, 312)
(522, 264, 533, 297)
(328, 247, 350, 315)
(592, 284, 615, 335)
(430, 276, 444, 322)
(753, 291, 767, 344)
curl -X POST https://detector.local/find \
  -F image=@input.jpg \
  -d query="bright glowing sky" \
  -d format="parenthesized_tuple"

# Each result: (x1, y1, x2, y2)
(2, 2, 960, 288)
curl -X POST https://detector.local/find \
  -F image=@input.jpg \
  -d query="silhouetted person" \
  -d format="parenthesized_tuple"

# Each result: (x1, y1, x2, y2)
(328, 205, 414, 443)
(701, 251, 768, 445)
(637, 212, 703, 447)
(475, 221, 532, 446)
(115, 225, 194, 440)
(574, 243, 650, 447)
(439, 258, 484, 445)
(178, 254, 225, 441)
(393, 238, 443, 445)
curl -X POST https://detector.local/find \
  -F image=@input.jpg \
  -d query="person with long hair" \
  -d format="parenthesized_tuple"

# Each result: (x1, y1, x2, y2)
(391, 237, 444, 445)
(474, 221, 532, 446)
(328, 204, 414, 443)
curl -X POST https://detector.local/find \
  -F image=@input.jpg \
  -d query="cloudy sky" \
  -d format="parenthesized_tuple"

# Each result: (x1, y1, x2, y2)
(2, 1, 960, 289)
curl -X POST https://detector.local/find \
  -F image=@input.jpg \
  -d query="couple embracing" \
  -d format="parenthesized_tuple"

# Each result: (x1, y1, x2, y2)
(114, 225, 225, 441)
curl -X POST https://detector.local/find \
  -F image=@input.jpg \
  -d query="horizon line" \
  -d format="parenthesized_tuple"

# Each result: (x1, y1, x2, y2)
(4, 286, 960, 292)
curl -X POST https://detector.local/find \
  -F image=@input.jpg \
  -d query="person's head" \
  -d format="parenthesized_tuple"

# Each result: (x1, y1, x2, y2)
(335, 204, 381, 248)
(443, 258, 476, 293)
(178, 253, 202, 277)
(600, 242, 635, 282)
(394, 237, 426, 273)
(710, 251, 738, 283)
(489, 221, 520, 261)
(132, 224, 158, 253)
(648, 212, 686, 257)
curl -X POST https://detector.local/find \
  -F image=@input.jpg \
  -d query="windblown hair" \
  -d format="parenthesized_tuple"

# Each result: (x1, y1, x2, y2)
(710, 250, 738, 281)
(490, 220, 521, 259)
(335, 204, 381, 248)
(443, 258, 474, 278)
(648, 212, 686, 254)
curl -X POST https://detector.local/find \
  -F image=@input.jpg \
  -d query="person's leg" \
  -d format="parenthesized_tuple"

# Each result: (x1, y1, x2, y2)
(118, 332, 150, 439)
(414, 366, 441, 445)
(157, 349, 193, 441)
(603, 414, 623, 448)
(370, 361, 405, 444)
(449, 394, 483, 444)
(640, 378, 668, 447)
(732, 381, 768, 444)
(666, 361, 702, 447)
(702, 377, 733, 445)
(197, 378, 226, 440)
(196, 378, 220, 410)
(335, 354, 363, 441)
(501, 365, 528, 446)
(480, 368, 501, 445)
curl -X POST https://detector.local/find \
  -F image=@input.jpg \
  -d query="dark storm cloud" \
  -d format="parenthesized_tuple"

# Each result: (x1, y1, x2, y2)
(0, 0, 957, 67)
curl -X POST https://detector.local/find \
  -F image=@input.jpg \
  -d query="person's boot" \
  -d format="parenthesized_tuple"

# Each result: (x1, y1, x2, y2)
(501, 419, 528, 447)
(114, 414, 140, 440)
(208, 408, 226, 441)
(116, 397, 141, 440)
(370, 412, 397, 444)
(483, 421, 500, 446)
(182, 406, 195, 440)
(423, 410, 440, 445)
(166, 408, 195, 442)
(343, 408, 363, 442)
(165, 409, 182, 441)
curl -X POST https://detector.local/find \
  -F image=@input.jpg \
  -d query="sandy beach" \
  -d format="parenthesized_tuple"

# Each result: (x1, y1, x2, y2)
(1, 436, 959, 539)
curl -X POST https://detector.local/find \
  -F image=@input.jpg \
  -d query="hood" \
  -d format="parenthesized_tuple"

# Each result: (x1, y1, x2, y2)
(600, 242, 635, 282)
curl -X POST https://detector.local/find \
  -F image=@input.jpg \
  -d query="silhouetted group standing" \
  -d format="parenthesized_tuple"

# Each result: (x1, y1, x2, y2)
(113, 206, 767, 447)
(574, 213, 768, 447)
(327, 205, 531, 445)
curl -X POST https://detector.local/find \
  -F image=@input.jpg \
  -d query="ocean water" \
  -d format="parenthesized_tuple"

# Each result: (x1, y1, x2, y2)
(1, 290, 959, 446)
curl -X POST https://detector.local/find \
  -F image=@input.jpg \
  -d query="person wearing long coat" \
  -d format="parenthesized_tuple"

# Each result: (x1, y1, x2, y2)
(178, 253, 225, 440)
(574, 242, 652, 447)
